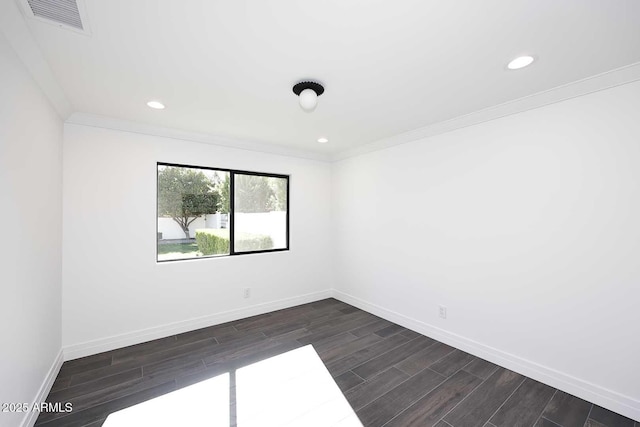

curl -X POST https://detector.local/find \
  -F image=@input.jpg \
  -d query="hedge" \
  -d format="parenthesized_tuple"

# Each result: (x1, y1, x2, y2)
(195, 229, 274, 255)
(195, 229, 229, 255)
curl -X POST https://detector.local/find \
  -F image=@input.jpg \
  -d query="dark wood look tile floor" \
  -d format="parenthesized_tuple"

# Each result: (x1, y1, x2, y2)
(36, 299, 638, 427)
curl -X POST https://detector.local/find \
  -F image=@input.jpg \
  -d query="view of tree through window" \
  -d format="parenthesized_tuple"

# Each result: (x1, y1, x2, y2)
(235, 174, 288, 253)
(157, 164, 288, 262)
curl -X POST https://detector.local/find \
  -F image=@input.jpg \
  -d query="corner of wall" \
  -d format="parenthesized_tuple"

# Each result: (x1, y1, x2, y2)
(20, 350, 64, 427)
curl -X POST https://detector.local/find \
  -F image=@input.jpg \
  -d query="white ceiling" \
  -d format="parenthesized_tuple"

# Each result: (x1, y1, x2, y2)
(9, 0, 640, 158)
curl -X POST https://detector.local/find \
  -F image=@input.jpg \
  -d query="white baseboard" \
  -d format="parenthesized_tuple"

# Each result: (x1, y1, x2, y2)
(21, 348, 64, 427)
(331, 289, 640, 422)
(63, 290, 332, 361)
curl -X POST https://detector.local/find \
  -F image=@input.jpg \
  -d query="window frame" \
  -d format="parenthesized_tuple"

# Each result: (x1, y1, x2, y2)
(156, 162, 290, 263)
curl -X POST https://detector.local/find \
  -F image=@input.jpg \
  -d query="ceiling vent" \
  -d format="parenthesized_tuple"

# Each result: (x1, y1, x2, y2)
(19, 0, 91, 35)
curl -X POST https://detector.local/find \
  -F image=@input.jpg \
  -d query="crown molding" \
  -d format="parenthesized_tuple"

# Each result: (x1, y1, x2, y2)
(0, 0, 73, 119)
(332, 62, 640, 162)
(4, 0, 639, 164)
(66, 113, 332, 162)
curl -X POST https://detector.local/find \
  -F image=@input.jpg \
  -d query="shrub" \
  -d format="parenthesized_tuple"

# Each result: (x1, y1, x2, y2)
(195, 229, 229, 255)
(235, 232, 274, 252)
(195, 229, 274, 255)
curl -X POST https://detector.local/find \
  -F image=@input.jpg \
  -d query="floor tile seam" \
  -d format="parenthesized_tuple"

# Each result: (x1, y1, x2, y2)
(531, 388, 559, 427)
(334, 316, 387, 336)
(329, 334, 421, 376)
(306, 330, 360, 352)
(38, 379, 179, 426)
(235, 319, 307, 335)
(53, 358, 120, 393)
(348, 366, 415, 411)
(175, 335, 222, 346)
(343, 318, 395, 335)
(202, 342, 278, 367)
(393, 346, 447, 376)
(108, 331, 184, 365)
(57, 355, 116, 380)
(378, 368, 451, 427)
(111, 337, 220, 367)
(581, 403, 595, 427)
(540, 416, 564, 427)
(70, 360, 147, 388)
(317, 333, 385, 363)
(350, 369, 366, 382)
(421, 347, 460, 374)
(48, 367, 144, 402)
(484, 376, 527, 426)
(85, 376, 180, 411)
(373, 328, 406, 339)
(298, 321, 374, 344)
(201, 336, 275, 363)
(431, 368, 488, 426)
(430, 354, 479, 378)
(348, 335, 431, 376)
(462, 363, 500, 381)
(458, 357, 478, 374)
(143, 353, 209, 376)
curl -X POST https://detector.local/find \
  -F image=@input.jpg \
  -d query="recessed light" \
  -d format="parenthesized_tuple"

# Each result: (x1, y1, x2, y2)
(147, 100, 165, 109)
(317, 137, 329, 143)
(507, 55, 535, 70)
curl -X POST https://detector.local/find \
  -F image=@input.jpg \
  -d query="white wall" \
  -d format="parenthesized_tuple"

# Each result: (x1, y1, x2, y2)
(0, 34, 63, 427)
(332, 81, 640, 420)
(62, 124, 332, 356)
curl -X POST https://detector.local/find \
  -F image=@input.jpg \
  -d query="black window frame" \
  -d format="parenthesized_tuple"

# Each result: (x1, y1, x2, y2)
(156, 162, 290, 263)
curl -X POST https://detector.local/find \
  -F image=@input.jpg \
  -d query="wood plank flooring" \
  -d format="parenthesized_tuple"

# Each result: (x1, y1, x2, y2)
(36, 299, 638, 427)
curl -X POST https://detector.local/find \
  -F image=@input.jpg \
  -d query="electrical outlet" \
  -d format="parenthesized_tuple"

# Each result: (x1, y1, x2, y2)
(243, 288, 251, 299)
(439, 305, 447, 319)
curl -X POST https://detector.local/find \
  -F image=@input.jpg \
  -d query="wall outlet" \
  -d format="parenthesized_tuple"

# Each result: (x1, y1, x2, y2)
(243, 288, 251, 299)
(439, 305, 447, 319)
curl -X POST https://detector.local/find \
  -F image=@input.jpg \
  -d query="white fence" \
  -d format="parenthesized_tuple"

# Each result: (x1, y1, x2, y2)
(158, 213, 227, 240)
(235, 211, 287, 248)
(158, 212, 286, 247)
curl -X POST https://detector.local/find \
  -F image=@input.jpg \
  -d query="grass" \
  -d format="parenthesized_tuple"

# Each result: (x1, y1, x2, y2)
(157, 242, 202, 260)
(157, 242, 199, 255)
(156, 241, 230, 261)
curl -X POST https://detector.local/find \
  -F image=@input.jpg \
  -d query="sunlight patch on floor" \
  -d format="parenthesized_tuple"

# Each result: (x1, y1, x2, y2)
(103, 372, 229, 426)
(102, 345, 361, 426)
(237, 345, 362, 426)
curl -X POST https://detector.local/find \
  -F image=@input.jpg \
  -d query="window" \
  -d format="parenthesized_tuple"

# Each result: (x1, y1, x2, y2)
(157, 163, 289, 262)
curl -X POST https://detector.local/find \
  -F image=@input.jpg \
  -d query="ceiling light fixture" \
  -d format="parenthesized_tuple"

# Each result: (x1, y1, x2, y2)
(147, 100, 165, 109)
(317, 137, 329, 143)
(292, 81, 324, 112)
(507, 55, 535, 70)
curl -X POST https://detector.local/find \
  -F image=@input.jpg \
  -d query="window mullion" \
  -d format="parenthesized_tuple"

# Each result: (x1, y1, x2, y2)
(229, 172, 235, 255)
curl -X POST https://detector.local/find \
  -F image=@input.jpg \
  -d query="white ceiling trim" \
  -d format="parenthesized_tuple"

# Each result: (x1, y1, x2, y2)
(66, 113, 332, 162)
(67, 60, 640, 165)
(0, 0, 72, 118)
(332, 61, 640, 162)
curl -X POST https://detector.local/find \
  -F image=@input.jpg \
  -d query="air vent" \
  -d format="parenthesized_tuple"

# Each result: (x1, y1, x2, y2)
(27, 0, 82, 29)
(19, 0, 91, 34)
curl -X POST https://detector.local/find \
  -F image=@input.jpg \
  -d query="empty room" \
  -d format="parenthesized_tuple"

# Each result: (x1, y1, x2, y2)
(1, 1, 639, 426)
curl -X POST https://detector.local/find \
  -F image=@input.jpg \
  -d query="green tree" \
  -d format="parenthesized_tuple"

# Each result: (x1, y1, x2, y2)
(268, 177, 287, 211)
(158, 167, 220, 238)
(218, 174, 231, 214)
(235, 174, 275, 213)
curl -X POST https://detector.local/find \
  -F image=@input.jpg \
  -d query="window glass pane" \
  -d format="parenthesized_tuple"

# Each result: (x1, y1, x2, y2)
(157, 165, 230, 261)
(234, 174, 288, 253)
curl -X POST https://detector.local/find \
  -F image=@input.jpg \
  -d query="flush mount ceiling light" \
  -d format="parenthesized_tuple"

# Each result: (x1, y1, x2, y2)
(317, 137, 329, 143)
(292, 81, 325, 112)
(507, 55, 535, 70)
(147, 100, 165, 109)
